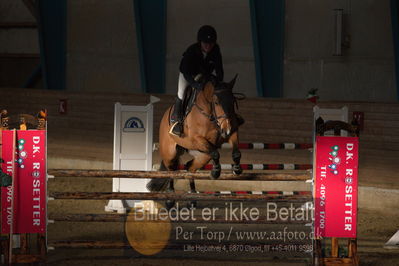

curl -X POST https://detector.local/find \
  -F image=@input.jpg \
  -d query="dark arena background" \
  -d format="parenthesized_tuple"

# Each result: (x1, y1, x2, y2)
(1, 1, 399, 265)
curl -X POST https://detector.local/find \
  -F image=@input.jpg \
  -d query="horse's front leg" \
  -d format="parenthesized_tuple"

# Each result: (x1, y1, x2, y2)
(187, 148, 221, 179)
(229, 131, 242, 175)
(188, 137, 221, 179)
(209, 148, 221, 179)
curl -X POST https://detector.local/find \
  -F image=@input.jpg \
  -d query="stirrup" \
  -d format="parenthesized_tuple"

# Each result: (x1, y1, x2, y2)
(169, 122, 182, 137)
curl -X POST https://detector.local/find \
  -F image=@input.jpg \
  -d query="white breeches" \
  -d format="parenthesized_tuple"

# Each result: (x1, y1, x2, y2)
(177, 72, 189, 100)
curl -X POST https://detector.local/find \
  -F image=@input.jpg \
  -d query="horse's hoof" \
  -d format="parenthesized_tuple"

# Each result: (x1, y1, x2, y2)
(211, 164, 221, 179)
(211, 169, 221, 179)
(187, 201, 197, 209)
(165, 200, 175, 210)
(233, 165, 243, 175)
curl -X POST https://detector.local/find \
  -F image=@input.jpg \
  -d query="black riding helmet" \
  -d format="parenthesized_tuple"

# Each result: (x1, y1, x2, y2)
(197, 25, 217, 43)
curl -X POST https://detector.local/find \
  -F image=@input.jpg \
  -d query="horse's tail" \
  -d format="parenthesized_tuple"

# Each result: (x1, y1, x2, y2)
(146, 161, 170, 192)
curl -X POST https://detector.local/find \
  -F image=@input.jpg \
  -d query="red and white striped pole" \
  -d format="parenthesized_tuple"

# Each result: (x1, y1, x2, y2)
(177, 163, 312, 171)
(154, 142, 313, 150)
(222, 142, 313, 150)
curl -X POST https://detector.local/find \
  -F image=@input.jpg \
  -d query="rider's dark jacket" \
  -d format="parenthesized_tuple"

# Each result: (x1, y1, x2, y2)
(179, 42, 224, 84)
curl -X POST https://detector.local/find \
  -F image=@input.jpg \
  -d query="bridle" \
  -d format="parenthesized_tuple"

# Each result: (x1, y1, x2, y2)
(194, 87, 230, 133)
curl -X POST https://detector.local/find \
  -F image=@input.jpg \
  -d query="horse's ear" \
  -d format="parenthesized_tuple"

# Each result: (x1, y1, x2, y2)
(229, 74, 238, 89)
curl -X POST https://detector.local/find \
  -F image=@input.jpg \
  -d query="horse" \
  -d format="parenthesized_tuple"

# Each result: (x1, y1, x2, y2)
(147, 75, 243, 206)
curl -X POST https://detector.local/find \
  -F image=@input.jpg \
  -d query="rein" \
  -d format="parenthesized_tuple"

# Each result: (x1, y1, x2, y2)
(194, 88, 229, 132)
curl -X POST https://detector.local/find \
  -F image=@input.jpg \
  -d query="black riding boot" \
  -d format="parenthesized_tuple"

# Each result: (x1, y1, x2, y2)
(171, 98, 184, 136)
(236, 113, 245, 127)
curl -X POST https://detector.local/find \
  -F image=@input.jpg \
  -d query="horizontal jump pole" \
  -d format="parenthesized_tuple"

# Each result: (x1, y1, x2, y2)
(49, 240, 129, 249)
(49, 213, 311, 224)
(177, 164, 312, 171)
(49, 191, 312, 201)
(154, 142, 313, 150)
(224, 143, 313, 150)
(10, 255, 44, 264)
(47, 169, 311, 181)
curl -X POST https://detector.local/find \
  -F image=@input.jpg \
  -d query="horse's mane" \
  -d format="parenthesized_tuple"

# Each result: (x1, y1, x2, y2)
(201, 81, 216, 101)
(197, 75, 237, 119)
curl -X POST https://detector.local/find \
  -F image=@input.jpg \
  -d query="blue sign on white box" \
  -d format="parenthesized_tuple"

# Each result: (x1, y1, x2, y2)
(123, 117, 145, 132)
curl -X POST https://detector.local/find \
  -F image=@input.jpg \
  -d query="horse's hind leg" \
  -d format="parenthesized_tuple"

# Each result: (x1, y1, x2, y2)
(165, 178, 175, 209)
(187, 179, 197, 208)
(148, 155, 177, 192)
(158, 134, 182, 209)
(229, 131, 242, 175)
(185, 152, 212, 208)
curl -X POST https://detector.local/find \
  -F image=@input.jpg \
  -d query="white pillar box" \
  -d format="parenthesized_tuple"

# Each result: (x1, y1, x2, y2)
(105, 96, 160, 213)
(313, 106, 348, 137)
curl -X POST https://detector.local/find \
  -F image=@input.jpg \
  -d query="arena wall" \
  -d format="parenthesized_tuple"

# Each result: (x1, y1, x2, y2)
(1, 0, 397, 101)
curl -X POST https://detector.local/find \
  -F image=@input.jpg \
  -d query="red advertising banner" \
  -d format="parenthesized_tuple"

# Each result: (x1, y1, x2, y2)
(1, 130, 46, 234)
(314, 136, 358, 238)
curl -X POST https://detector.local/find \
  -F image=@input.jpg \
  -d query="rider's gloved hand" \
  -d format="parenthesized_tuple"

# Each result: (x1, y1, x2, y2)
(191, 82, 203, 90)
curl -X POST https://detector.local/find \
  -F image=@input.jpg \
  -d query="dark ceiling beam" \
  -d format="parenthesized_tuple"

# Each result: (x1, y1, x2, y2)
(249, 0, 285, 98)
(133, 0, 166, 93)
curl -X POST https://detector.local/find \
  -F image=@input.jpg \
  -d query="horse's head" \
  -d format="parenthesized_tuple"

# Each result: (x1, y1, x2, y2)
(212, 75, 238, 138)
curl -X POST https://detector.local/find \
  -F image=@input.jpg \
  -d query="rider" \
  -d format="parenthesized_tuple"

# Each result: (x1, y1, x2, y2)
(170, 25, 224, 137)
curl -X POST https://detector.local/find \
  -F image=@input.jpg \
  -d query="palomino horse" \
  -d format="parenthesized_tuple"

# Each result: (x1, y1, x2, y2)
(147, 76, 243, 203)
